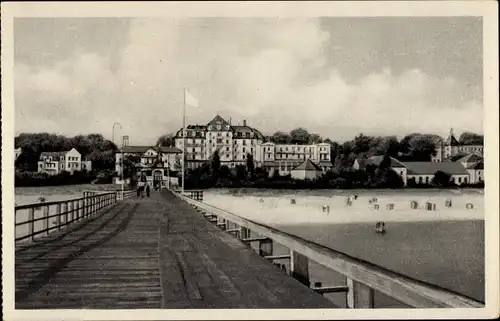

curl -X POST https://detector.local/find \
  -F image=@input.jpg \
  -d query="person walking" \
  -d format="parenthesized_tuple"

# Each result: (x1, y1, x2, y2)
(146, 183, 151, 198)
(137, 180, 145, 198)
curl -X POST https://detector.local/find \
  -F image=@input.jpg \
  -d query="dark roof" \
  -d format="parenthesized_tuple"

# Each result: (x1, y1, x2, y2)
(291, 159, 323, 171)
(158, 146, 182, 153)
(457, 153, 483, 163)
(121, 146, 151, 153)
(40, 150, 74, 159)
(444, 131, 460, 146)
(404, 162, 468, 175)
(318, 161, 334, 167)
(232, 126, 265, 139)
(368, 156, 406, 168)
(207, 115, 230, 127)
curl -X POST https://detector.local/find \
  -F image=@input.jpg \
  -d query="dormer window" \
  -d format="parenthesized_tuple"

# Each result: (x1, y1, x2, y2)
(217, 125, 221, 130)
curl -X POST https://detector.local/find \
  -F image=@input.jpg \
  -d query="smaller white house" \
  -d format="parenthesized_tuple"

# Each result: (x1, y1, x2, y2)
(404, 162, 470, 186)
(38, 148, 89, 175)
(466, 161, 484, 184)
(290, 159, 323, 180)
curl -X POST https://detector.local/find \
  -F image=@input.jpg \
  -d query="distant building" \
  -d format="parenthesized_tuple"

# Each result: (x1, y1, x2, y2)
(174, 115, 333, 173)
(256, 142, 332, 173)
(432, 128, 483, 162)
(115, 142, 182, 187)
(290, 159, 324, 180)
(353, 153, 483, 186)
(404, 162, 470, 185)
(38, 148, 88, 175)
(175, 115, 265, 169)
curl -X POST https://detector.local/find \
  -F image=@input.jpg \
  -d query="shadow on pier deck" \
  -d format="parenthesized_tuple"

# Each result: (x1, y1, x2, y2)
(15, 191, 335, 309)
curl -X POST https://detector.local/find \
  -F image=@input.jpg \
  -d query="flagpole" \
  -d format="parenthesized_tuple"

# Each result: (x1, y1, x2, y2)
(182, 88, 186, 193)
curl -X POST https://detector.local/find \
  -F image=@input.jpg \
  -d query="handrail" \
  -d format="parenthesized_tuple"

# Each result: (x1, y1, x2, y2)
(15, 189, 133, 243)
(177, 193, 484, 309)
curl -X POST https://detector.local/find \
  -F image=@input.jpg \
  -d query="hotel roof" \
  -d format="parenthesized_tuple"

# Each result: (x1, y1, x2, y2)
(404, 162, 469, 175)
(291, 159, 323, 172)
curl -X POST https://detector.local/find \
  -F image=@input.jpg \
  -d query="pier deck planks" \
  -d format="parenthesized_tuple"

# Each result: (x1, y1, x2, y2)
(15, 191, 334, 309)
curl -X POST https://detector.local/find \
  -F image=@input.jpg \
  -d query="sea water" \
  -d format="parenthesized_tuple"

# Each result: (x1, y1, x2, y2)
(203, 188, 485, 308)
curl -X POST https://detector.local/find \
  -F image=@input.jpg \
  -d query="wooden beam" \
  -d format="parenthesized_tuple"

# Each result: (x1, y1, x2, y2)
(291, 250, 309, 287)
(347, 278, 374, 308)
(264, 254, 291, 260)
(312, 286, 349, 294)
(241, 237, 269, 243)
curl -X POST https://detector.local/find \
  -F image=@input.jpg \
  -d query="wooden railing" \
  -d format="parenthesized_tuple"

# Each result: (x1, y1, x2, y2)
(15, 189, 133, 243)
(177, 192, 484, 309)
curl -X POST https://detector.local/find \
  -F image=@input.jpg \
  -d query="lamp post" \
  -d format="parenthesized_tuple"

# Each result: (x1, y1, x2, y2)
(112, 122, 122, 145)
(112, 122, 123, 197)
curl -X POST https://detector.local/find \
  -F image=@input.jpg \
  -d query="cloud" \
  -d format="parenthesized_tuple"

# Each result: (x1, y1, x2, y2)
(14, 18, 483, 144)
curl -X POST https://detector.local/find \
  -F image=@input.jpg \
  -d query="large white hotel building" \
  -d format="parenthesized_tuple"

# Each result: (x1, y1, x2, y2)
(174, 115, 333, 172)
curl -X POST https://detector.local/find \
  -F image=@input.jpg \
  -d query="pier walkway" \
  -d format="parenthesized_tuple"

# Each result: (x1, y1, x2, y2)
(15, 191, 335, 309)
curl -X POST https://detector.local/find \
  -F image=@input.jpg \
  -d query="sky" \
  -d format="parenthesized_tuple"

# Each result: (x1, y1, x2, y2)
(14, 17, 483, 145)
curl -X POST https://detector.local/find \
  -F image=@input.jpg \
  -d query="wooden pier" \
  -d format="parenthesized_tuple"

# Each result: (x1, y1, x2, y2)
(15, 191, 334, 309)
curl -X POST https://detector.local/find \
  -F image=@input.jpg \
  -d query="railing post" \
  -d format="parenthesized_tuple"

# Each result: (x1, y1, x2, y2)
(29, 207, 35, 241)
(259, 238, 273, 257)
(290, 250, 310, 287)
(43, 205, 50, 236)
(69, 201, 74, 223)
(56, 204, 62, 230)
(346, 278, 374, 308)
(76, 200, 81, 221)
(63, 203, 68, 224)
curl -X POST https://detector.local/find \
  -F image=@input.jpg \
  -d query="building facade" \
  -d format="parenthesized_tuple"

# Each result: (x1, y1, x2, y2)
(38, 148, 91, 175)
(174, 115, 333, 172)
(115, 143, 182, 187)
(353, 153, 483, 186)
(431, 128, 484, 162)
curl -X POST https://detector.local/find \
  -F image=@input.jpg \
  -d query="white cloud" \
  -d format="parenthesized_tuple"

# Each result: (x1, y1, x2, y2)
(14, 18, 483, 144)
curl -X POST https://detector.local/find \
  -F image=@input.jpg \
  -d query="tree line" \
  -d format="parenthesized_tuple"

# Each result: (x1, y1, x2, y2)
(156, 128, 484, 168)
(182, 150, 483, 190)
(15, 133, 117, 186)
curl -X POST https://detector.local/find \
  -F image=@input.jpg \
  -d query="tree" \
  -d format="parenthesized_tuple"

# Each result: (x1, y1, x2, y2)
(432, 171, 453, 187)
(375, 169, 405, 188)
(210, 150, 221, 178)
(290, 127, 310, 144)
(246, 153, 255, 177)
(379, 152, 392, 170)
(308, 133, 322, 144)
(270, 131, 291, 144)
(122, 154, 141, 181)
(458, 132, 483, 145)
(156, 133, 175, 147)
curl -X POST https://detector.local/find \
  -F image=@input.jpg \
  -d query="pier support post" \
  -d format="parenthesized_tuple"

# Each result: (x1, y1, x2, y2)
(346, 278, 374, 308)
(258, 238, 273, 257)
(290, 250, 310, 287)
(240, 227, 250, 240)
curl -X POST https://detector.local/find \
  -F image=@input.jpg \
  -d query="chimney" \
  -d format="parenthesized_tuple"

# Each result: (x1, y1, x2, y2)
(243, 119, 247, 126)
(229, 117, 232, 125)
(122, 135, 129, 148)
